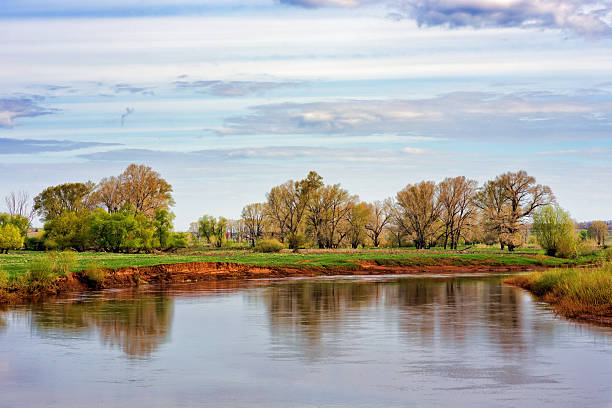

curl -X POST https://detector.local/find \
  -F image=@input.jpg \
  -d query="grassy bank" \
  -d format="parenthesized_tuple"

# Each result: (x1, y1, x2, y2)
(504, 263, 612, 322)
(0, 246, 604, 278)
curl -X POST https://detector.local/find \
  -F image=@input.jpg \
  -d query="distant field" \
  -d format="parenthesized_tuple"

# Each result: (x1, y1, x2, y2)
(0, 246, 603, 278)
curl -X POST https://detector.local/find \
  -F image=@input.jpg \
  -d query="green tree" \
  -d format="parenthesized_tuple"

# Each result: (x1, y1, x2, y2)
(89, 207, 155, 253)
(34, 182, 96, 221)
(0, 213, 30, 237)
(532, 205, 577, 258)
(43, 210, 92, 251)
(154, 209, 174, 249)
(198, 215, 228, 248)
(0, 224, 24, 253)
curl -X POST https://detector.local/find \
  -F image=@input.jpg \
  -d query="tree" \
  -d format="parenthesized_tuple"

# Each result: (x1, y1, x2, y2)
(438, 176, 478, 250)
(475, 170, 554, 251)
(0, 224, 24, 253)
(198, 215, 227, 247)
(0, 213, 30, 238)
(266, 171, 323, 245)
(95, 176, 123, 213)
(396, 181, 441, 249)
(305, 183, 354, 249)
(532, 206, 577, 258)
(43, 210, 92, 251)
(89, 207, 155, 253)
(33, 182, 96, 221)
(345, 202, 370, 249)
(588, 221, 608, 246)
(365, 199, 393, 248)
(116, 164, 174, 218)
(5, 191, 34, 221)
(241, 203, 267, 246)
(154, 209, 174, 249)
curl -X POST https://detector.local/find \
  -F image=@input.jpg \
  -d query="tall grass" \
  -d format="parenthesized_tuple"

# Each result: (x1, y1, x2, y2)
(505, 264, 612, 318)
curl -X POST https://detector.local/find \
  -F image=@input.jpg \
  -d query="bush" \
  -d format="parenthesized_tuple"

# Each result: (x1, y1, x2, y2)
(0, 266, 9, 289)
(556, 234, 578, 259)
(254, 239, 284, 253)
(577, 240, 598, 257)
(56, 251, 78, 277)
(603, 248, 612, 262)
(27, 256, 57, 290)
(287, 233, 305, 251)
(85, 262, 105, 284)
(24, 236, 45, 251)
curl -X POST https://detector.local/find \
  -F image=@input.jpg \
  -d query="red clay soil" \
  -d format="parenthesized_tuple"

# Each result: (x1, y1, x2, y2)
(1, 261, 544, 305)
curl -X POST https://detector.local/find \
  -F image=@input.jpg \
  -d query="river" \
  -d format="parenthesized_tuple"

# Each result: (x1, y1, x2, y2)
(1, 273, 611, 407)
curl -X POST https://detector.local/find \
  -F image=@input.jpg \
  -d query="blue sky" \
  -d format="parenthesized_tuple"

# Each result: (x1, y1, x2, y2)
(1, 0, 612, 229)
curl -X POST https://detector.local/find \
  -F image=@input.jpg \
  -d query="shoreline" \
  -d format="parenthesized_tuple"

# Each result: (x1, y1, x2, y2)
(1, 260, 545, 305)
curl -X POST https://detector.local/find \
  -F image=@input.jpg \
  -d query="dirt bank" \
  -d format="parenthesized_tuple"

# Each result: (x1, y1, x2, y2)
(1, 260, 543, 304)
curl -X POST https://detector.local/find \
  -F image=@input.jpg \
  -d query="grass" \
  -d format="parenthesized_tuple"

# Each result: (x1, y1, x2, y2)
(504, 263, 612, 319)
(0, 246, 604, 280)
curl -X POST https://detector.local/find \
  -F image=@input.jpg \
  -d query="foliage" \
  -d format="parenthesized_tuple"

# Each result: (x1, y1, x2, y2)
(27, 255, 57, 290)
(254, 238, 284, 253)
(154, 209, 174, 248)
(89, 207, 155, 253)
(84, 262, 105, 285)
(588, 221, 608, 246)
(43, 210, 92, 251)
(396, 181, 440, 249)
(241, 203, 267, 246)
(0, 224, 24, 253)
(532, 205, 576, 258)
(55, 250, 78, 277)
(0, 265, 9, 289)
(0, 213, 30, 237)
(33, 182, 96, 221)
(198, 215, 227, 248)
(505, 264, 612, 318)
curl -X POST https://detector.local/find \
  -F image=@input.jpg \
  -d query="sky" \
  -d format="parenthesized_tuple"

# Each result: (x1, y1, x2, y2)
(1, 0, 612, 229)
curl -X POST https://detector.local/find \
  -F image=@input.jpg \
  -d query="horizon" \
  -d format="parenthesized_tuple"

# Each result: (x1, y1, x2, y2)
(2, 1, 612, 229)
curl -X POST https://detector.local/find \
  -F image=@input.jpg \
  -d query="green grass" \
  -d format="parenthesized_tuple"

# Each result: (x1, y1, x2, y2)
(504, 263, 612, 318)
(0, 246, 603, 280)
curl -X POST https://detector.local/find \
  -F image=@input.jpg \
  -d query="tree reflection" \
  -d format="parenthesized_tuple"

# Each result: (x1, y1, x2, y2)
(256, 276, 536, 358)
(28, 292, 173, 358)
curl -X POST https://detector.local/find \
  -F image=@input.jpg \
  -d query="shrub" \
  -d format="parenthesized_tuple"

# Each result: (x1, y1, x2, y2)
(24, 236, 45, 251)
(56, 251, 78, 277)
(85, 262, 105, 285)
(287, 233, 305, 251)
(577, 240, 598, 257)
(254, 239, 284, 253)
(0, 266, 9, 289)
(27, 255, 57, 290)
(603, 248, 612, 262)
(556, 234, 578, 259)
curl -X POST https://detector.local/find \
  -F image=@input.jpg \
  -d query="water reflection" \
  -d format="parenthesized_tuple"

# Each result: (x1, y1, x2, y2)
(253, 276, 560, 358)
(27, 291, 174, 358)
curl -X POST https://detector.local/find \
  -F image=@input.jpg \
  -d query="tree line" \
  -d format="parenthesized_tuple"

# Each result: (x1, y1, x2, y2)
(1, 164, 187, 253)
(194, 169, 587, 252)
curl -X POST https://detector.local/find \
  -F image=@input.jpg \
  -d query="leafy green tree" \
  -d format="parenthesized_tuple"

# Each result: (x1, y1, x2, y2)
(198, 215, 227, 247)
(0, 224, 24, 253)
(89, 207, 155, 253)
(0, 213, 30, 237)
(532, 205, 577, 258)
(43, 210, 92, 251)
(34, 182, 96, 221)
(154, 209, 175, 249)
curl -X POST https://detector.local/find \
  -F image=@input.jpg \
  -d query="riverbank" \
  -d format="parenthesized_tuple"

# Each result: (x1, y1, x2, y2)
(504, 263, 612, 325)
(0, 247, 606, 304)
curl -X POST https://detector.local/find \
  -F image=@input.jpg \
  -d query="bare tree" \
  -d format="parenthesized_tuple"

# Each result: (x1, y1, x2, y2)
(438, 176, 478, 250)
(5, 191, 34, 221)
(475, 170, 554, 251)
(96, 176, 123, 213)
(396, 181, 441, 249)
(241, 203, 267, 246)
(365, 198, 393, 247)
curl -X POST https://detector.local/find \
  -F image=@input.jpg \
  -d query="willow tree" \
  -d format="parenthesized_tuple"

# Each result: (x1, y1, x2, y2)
(117, 164, 174, 218)
(396, 181, 441, 249)
(588, 221, 608, 246)
(33, 182, 97, 221)
(365, 199, 393, 247)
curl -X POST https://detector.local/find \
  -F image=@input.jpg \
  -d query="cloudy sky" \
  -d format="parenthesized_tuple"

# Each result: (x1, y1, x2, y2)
(1, 0, 612, 228)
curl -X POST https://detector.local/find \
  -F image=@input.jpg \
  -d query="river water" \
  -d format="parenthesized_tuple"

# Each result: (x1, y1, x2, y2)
(1, 273, 611, 408)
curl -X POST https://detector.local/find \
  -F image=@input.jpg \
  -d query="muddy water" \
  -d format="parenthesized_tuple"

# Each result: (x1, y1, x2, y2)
(1, 273, 611, 408)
